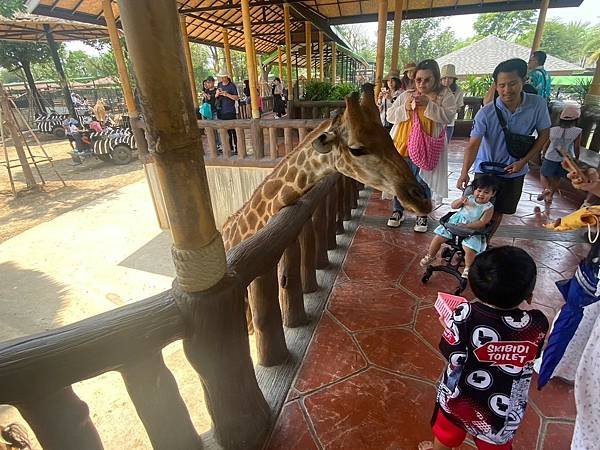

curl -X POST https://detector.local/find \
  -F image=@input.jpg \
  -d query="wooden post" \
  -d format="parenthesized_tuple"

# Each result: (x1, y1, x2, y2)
(390, 0, 403, 72)
(241, 0, 261, 118)
(117, 0, 225, 291)
(299, 219, 318, 293)
(331, 42, 337, 84)
(43, 25, 77, 118)
(277, 46, 284, 80)
(278, 239, 307, 327)
(319, 32, 325, 81)
(305, 21, 312, 81)
(180, 15, 198, 110)
(374, 0, 388, 98)
(248, 268, 289, 366)
(531, 0, 550, 52)
(283, 4, 294, 100)
(313, 202, 329, 269)
(326, 188, 338, 249)
(223, 28, 234, 80)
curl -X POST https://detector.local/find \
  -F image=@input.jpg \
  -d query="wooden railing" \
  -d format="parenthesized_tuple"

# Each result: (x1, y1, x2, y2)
(287, 100, 345, 120)
(0, 174, 361, 450)
(237, 96, 275, 119)
(199, 118, 324, 165)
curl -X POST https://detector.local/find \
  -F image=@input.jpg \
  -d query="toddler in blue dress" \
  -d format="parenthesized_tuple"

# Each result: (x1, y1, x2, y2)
(420, 175, 498, 278)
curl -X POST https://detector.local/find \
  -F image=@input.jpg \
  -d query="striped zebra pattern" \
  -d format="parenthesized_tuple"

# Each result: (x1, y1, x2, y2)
(90, 128, 137, 155)
(34, 112, 90, 133)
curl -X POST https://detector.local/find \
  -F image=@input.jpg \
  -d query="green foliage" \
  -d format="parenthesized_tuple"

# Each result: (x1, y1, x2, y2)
(571, 78, 593, 104)
(330, 83, 356, 100)
(459, 76, 493, 97)
(473, 11, 536, 40)
(0, 41, 52, 75)
(334, 25, 376, 61)
(0, 0, 24, 17)
(303, 80, 334, 101)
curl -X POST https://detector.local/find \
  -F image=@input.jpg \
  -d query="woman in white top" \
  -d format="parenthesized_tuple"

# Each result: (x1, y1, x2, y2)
(440, 64, 465, 144)
(378, 73, 403, 131)
(386, 59, 457, 232)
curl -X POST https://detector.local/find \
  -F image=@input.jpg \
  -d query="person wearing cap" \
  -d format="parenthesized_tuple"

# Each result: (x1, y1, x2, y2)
(216, 73, 240, 154)
(440, 64, 464, 143)
(457, 58, 551, 239)
(537, 103, 582, 204)
(400, 62, 416, 91)
(378, 70, 402, 130)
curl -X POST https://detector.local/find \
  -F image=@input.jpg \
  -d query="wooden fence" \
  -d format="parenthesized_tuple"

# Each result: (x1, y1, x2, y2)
(0, 172, 361, 450)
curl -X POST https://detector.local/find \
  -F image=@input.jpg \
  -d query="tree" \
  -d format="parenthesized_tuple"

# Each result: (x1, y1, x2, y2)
(517, 20, 593, 65)
(473, 11, 536, 40)
(0, 0, 24, 17)
(334, 24, 376, 61)
(386, 18, 458, 70)
(0, 42, 52, 114)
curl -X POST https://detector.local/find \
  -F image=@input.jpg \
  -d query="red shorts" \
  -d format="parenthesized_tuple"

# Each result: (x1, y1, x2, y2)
(432, 408, 513, 450)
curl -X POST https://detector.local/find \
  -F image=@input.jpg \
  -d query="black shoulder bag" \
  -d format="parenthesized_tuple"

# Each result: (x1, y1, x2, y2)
(493, 95, 536, 159)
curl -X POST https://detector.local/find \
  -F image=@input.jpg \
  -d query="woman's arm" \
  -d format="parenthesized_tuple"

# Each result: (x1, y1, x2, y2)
(386, 91, 410, 124)
(424, 90, 457, 125)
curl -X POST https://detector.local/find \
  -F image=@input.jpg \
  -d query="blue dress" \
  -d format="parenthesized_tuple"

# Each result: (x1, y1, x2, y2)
(433, 195, 493, 253)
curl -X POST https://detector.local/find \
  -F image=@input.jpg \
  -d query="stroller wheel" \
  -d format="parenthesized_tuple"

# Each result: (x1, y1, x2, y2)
(421, 267, 433, 284)
(441, 247, 451, 259)
(454, 278, 468, 295)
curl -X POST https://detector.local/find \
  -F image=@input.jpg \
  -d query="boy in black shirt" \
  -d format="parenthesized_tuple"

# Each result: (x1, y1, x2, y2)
(421, 246, 549, 450)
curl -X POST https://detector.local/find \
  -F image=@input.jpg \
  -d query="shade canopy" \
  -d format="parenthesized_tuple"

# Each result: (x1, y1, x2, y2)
(0, 12, 109, 41)
(26, 0, 583, 54)
(436, 35, 585, 77)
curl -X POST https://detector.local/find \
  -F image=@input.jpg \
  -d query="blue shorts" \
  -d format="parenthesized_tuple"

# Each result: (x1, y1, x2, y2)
(541, 159, 567, 178)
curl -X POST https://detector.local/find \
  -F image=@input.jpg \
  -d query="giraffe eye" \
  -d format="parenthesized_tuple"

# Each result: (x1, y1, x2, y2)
(349, 147, 367, 157)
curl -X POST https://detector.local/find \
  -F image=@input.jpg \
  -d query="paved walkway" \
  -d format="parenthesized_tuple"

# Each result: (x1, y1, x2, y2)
(266, 140, 585, 450)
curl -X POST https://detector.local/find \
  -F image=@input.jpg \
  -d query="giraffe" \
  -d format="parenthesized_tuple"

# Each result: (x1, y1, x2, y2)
(222, 85, 432, 250)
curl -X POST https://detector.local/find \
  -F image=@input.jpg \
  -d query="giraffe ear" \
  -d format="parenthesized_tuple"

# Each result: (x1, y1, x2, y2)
(312, 132, 336, 154)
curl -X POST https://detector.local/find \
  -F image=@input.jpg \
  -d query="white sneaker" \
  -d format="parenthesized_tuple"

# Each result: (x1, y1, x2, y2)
(420, 254, 435, 267)
(414, 216, 428, 233)
(387, 211, 404, 228)
(462, 267, 470, 278)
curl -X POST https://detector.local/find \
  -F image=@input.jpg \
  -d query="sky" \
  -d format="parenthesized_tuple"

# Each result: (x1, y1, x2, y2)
(66, 0, 599, 54)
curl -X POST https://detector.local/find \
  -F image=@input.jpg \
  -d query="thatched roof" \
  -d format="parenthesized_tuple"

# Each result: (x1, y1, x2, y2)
(0, 13, 109, 41)
(436, 35, 584, 77)
(26, 0, 584, 54)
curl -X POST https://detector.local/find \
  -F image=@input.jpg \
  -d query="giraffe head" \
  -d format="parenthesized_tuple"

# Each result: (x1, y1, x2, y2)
(309, 86, 432, 215)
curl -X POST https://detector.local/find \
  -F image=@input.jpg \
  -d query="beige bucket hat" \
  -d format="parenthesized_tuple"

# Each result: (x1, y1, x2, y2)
(441, 64, 457, 79)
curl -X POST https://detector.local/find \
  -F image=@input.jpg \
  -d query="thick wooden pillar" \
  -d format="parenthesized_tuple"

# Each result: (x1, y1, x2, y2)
(390, 0, 403, 72)
(223, 28, 234, 81)
(331, 42, 337, 84)
(43, 25, 76, 118)
(531, 0, 550, 52)
(319, 32, 325, 81)
(241, 0, 261, 118)
(180, 15, 198, 110)
(374, 0, 388, 98)
(283, 4, 294, 99)
(305, 21, 312, 81)
(277, 46, 284, 80)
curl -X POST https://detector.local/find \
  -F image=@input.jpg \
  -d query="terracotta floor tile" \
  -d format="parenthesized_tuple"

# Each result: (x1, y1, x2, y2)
(541, 422, 574, 450)
(294, 314, 367, 394)
(529, 374, 577, 420)
(532, 267, 566, 311)
(364, 200, 391, 217)
(501, 214, 527, 226)
(568, 242, 591, 262)
(400, 259, 473, 302)
(285, 387, 301, 403)
(351, 226, 385, 245)
(513, 239, 580, 274)
(342, 238, 413, 285)
(383, 226, 433, 248)
(512, 405, 542, 450)
(356, 328, 445, 382)
(328, 282, 416, 331)
(265, 401, 318, 450)
(415, 306, 444, 350)
(304, 368, 437, 450)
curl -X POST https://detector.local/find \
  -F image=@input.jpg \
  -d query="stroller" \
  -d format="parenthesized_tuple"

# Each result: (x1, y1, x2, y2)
(421, 185, 496, 295)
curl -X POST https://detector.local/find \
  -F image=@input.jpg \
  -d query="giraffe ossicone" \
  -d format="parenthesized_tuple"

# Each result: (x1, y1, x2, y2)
(222, 84, 432, 249)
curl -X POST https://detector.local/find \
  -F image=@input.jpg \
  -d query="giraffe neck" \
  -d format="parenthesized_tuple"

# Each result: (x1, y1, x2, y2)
(222, 139, 335, 249)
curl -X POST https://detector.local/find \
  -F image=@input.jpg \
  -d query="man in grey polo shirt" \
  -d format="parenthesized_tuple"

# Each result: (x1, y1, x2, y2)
(457, 58, 551, 238)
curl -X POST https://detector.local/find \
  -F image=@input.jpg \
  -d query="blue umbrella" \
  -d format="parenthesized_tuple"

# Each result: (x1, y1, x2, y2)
(537, 259, 600, 389)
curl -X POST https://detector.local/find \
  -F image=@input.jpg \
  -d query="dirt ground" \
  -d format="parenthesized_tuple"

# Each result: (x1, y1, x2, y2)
(0, 135, 145, 243)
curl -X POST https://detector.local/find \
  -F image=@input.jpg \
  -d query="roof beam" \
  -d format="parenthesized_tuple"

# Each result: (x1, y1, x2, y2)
(180, 0, 305, 13)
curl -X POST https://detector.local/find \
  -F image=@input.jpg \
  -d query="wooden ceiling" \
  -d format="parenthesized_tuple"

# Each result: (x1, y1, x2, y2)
(27, 0, 583, 54)
(0, 12, 109, 41)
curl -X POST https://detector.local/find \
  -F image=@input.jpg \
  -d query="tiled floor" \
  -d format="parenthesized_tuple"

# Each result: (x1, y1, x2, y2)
(266, 140, 585, 450)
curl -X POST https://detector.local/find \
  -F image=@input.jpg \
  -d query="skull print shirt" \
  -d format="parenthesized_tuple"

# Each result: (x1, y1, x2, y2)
(436, 301, 549, 445)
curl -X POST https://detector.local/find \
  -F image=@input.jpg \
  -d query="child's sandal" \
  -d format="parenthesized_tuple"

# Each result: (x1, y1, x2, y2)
(418, 442, 434, 450)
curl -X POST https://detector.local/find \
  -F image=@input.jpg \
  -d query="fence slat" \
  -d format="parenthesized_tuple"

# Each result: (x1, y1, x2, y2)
(278, 238, 307, 327)
(17, 387, 103, 450)
(218, 129, 231, 158)
(268, 127, 278, 159)
(313, 202, 329, 269)
(235, 128, 247, 158)
(326, 189, 338, 250)
(120, 353, 200, 449)
(336, 177, 345, 234)
(284, 128, 293, 154)
(299, 219, 318, 293)
(206, 128, 218, 158)
(248, 267, 289, 366)
(251, 119, 264, 159)
(298, 127, 307, 142)
(343, 176, 353, 220)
